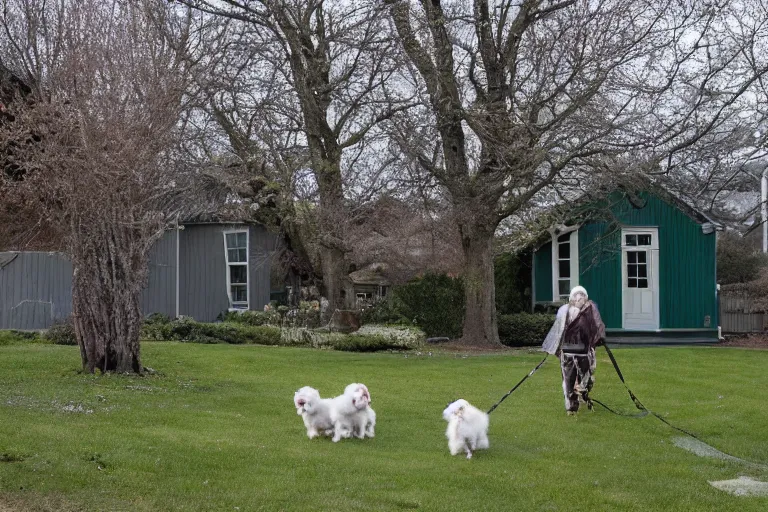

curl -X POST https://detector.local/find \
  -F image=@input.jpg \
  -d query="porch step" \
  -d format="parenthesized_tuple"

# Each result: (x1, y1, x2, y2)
(606, 336, 719, 347)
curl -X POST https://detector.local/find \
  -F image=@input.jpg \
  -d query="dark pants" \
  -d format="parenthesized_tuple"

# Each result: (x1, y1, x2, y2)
(560, 349, 596, 412)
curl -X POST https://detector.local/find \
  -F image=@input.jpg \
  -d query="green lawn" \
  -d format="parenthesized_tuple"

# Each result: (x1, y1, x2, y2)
(1, 342, 767, 511)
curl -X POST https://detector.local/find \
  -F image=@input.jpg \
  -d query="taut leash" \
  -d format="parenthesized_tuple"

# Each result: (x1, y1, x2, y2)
(486, 354, 549, 415)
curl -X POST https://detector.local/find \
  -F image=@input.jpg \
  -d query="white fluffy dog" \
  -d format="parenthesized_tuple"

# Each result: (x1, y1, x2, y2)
(442, 399, 489, 459)
(344, 383, 376, 439)
(328, 383, 377, 442)
(293, 386, 334, 439)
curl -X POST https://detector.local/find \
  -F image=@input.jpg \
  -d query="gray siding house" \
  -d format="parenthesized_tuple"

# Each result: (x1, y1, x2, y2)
(0, 221, 276, 330)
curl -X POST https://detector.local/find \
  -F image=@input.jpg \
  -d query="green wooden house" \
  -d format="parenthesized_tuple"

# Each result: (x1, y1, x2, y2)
(532, 189, 721, 339)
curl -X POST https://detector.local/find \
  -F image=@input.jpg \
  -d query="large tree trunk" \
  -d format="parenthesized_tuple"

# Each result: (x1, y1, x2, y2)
(458, 221, 501, 347)
(315, 157, 352, 316)
(70, 220, 148, 374)
(320, 245, 351, 312)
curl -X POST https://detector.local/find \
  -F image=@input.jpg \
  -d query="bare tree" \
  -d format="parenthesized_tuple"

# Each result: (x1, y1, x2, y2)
(346, 194, 463, 282)
(177, 17, 322, 304)
(0, 0, 210, 373)
(660, 0, 768, 230)
(384, 0, 768, 346)
(180, 0, 415, 315)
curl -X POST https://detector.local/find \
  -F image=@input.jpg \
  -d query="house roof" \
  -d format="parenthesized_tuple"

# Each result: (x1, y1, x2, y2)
(572, 173, 723, 228)
(523, 179, 722, 252)
(176, 169, 283, 227)
(642, 184, 722, 228)
(172, 173, 265, 225)
(180, 212, 256, 225)
(349, 263, 391, 286)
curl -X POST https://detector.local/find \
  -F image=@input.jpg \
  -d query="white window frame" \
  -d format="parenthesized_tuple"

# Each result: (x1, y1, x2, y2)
(224, 229, 250, 310)
(551, 228, 579, 302)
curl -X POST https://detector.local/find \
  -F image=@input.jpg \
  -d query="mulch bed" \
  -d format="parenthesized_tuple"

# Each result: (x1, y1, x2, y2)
(717, 334, 768, 349)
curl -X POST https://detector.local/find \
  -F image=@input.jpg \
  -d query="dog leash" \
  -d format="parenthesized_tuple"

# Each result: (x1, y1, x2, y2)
(486, 341, 766, 467)
(486, 354, 549, 415)
(484, 341, 694, 435)
(588, 343, 701, 439)
(591, 343, 768, 469)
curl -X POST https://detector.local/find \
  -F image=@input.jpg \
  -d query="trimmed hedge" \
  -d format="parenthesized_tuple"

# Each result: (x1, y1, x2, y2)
(140, 317, 423, 351)
(0, 330, 43, 345)
(328, 325, 424, 352)
(498, 313, 555, 347)
(141, 317, 282, 345)
(3, 317, 422, 352)
(43, 319, 78, 346)
(141, 313, 174, 340)
(280, 324, 424, 352)
(221, 310, 282, 326)
(222, 308, 323, 329)
(1, 323, 76, 346)
(324, 334, 412, 352)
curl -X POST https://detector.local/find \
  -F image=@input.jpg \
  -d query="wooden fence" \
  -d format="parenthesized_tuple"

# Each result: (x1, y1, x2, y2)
(719, 291, 765, 333)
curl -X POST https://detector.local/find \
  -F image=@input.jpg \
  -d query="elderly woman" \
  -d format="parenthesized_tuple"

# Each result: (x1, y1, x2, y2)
(542, 286, 606, 415)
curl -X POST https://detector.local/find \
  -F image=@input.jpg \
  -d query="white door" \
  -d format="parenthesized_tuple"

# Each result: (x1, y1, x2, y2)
(622, 228, 660, 330)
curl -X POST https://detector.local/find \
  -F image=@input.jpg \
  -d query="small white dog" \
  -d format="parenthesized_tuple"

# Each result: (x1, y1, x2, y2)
(344, 383, 376, 439)
(442, 399, 489, 459)
(329, 383, 377, 442)
(293, 386, 334, 439)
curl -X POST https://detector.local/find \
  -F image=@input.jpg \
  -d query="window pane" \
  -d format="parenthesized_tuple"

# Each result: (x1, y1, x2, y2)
(558, 279, 570, 295)
(559, 260, 570, 278)
(628, 278, 637, 288)
(226, 232, 248, 250)
(558, 233, 571, 243)
(638, 234, 651, 246)
(626, 234, 637, 246)
(230, 265, 247, 284)
(231, 285, 247, 302)
(628, 264, 637, 277)
(227, 248, 241, 263)
(638, 265, 647, 278)
(558, 242, 570, 259)
(238, 248, 247, 262)
(637, 251, 647, 264)
(638, 278, 648, 288)
(628, 252, 637, 264)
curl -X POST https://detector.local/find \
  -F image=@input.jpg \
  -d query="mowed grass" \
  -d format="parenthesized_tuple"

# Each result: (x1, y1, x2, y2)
(1, 342, 767, 511)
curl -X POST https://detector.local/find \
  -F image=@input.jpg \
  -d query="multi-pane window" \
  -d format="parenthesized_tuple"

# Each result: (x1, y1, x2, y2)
(625, 234, 652, 247)
(225, 232, 248, 309)
(626, 251, 648, 288)
(625, 233, 651, 289)
(557, 233, 571, 301)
